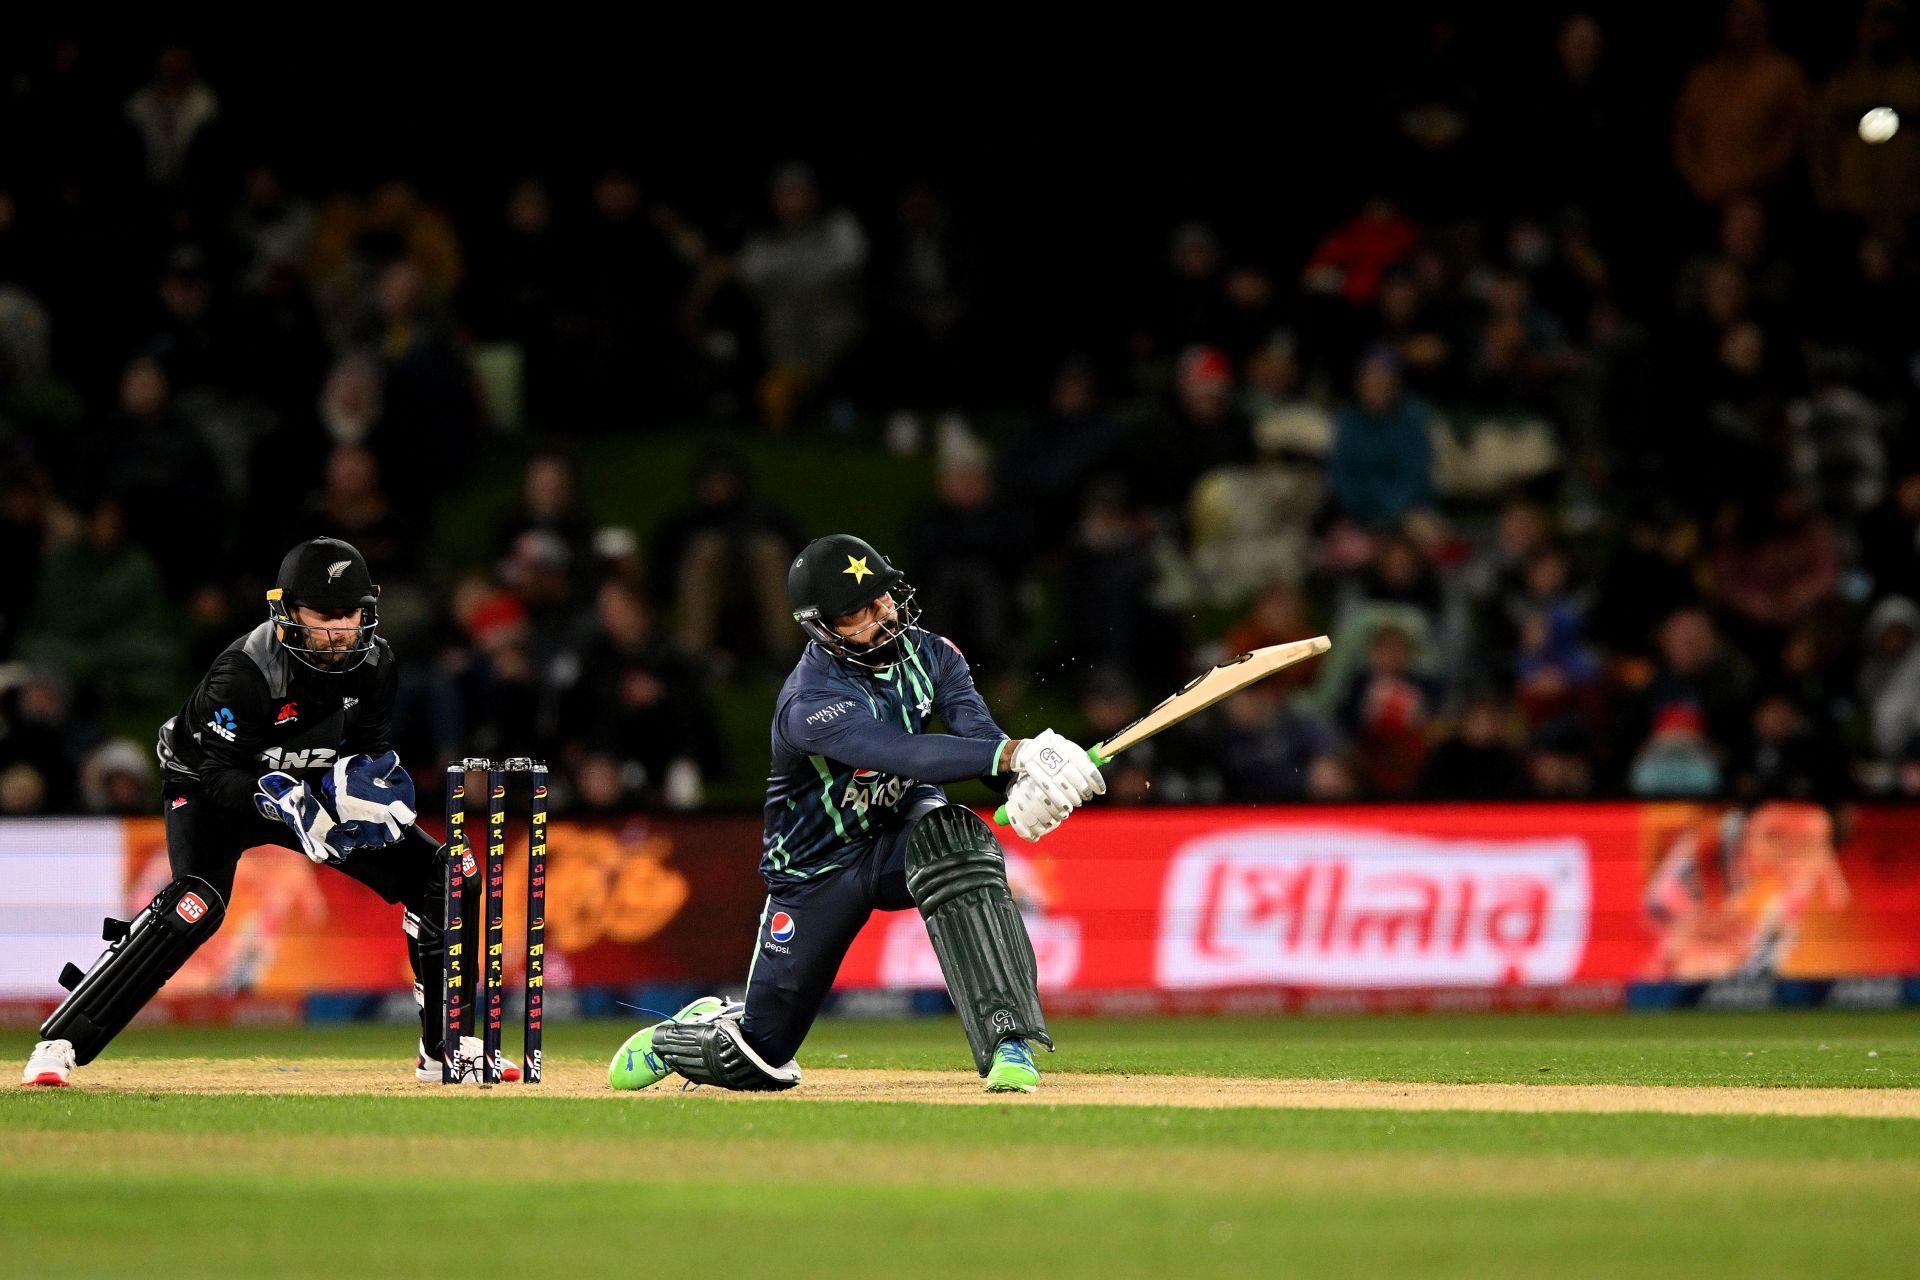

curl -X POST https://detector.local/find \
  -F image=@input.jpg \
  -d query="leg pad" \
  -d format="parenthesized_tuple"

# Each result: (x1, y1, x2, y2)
(40, 876, 226, 1065)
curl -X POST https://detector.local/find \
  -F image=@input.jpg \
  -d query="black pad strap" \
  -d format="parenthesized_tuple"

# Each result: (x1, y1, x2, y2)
(904, 804, 1052, 1074)
(41, 876, 226, 1065)
(650, 1015, 801, 1091)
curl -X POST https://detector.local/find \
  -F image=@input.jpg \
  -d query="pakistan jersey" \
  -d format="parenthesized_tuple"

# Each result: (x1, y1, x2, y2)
(762, 627, 1009, 884)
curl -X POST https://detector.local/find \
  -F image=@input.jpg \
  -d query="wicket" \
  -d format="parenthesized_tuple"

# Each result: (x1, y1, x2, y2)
(442, 756, 548, 1084)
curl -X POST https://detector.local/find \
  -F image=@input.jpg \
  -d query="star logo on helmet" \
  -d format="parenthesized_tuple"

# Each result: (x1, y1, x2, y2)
(843, 555, 873, 583)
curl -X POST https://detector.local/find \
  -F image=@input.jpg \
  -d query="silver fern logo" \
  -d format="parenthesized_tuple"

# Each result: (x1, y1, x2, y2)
(326, 560, 351, 581)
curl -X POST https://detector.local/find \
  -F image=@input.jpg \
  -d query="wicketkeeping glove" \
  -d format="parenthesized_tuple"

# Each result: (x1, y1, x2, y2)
(254, 773, 341, 864)
(319, 751, 417, 854)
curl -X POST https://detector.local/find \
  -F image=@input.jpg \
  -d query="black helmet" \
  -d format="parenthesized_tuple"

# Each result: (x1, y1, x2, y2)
(788, 533, 920, 670)
(267, 537, 381, 673)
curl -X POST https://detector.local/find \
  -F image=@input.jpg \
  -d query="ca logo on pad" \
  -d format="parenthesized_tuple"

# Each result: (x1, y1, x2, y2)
(770, 912, 796, 943)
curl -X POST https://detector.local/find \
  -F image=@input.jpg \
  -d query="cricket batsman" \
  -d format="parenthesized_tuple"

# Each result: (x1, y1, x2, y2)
(20, 537, 509, 1086)
(611, 533, 1103, 1094)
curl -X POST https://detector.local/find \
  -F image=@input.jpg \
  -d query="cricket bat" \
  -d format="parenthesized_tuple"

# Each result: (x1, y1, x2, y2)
(994, 635, 1332, 825)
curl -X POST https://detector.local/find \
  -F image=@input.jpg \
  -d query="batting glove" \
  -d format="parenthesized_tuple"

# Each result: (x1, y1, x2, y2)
(1003, 774, 1072, 842)
(1010, 729, 1107, 812)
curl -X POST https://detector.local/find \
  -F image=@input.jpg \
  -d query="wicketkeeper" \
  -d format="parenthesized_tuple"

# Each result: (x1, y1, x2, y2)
(21, 537, 507, 1086)
(611, 533, 1103, 1094)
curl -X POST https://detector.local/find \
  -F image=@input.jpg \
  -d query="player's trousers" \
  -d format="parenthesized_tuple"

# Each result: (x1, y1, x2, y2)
(160, 776, 470, 1050)
(739, 789, 945, 1064)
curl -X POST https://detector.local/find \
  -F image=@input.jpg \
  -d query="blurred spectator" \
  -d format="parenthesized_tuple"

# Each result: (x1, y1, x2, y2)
(0, 460, 50, 656)
(1128, 345, 1255, 512)
(1526, 719, 1595, 796)
(1302, 196, 1420, 307)
(1626, 606, 1751, 773)
(1469, 268, 1571, 410)
(229, 164, 314, 296)
(92, 355, 229, 591)
(555, 167, 695, 427)
(650, 449, 802, 670)
(1209, 684, 1341, 802)
(1335, 622, 1440, 795)
(1861, 595, 1920, 759)
(877, 181, 973, 413)
(1809, 0, 1920, 247)
(1244, 335, 1334, 461)
(1730, 688, 1851, 804)
(16, 495, 178, 710)
(1370, 266, 1463, 399)
(909, 426, 1027, 679)
(1519, 14, 1635, 227)
(1787, 352, 1885, 520)
(737, 163, 867, 428)
(78, 737, 154, 814)
(1329, 351, 1435, 529)
(998, 358, 1127, 543)
(493, 449, 596, 571)
(296, 445, 410, 583)
(1672, 0, 1811, 207)
(1590, 502, 1703, 661)
(1510, 547, 1601, 727)
(560, 580, 719, 808)
(1061, 480, 1181, 690)
(363, 259, 480, 500)
(307, 177, 463, 344)
(1708, 487, 1839, 646)
(0, 670, 78, 812)
(1629, 703, 1724, 796)
(1389, 17, 1483, 220)
(123, 43, 220, 192)
(1145, 222, 1227, 357)
(1418, 690, 1530, 798)
(1859, 464, 1920, 602)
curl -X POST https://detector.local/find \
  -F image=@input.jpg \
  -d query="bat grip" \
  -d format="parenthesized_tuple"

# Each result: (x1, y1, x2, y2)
(992, 745, 1111, 826)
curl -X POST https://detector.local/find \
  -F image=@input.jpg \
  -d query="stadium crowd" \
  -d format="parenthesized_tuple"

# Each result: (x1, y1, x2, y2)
(4, 5, 1920, 815)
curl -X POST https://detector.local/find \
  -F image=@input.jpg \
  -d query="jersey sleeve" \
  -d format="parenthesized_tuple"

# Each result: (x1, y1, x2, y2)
(183, 657, 272, 812)
(341, 647, 398, 756)
(779, 686, 1004, 783)
(925, 633, 1007, 743)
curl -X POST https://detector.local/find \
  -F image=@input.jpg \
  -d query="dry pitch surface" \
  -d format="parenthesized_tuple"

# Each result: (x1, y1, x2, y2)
(71, 1056, 1920, 1118)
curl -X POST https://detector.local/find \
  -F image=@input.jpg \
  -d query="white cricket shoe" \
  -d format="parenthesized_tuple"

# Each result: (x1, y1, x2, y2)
(21, 1039, 76, 1087)
(415, 1036, 522, 1083)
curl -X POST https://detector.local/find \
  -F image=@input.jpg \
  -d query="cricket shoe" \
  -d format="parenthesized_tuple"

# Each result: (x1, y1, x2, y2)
(985, 1038, 1040, 1094)
(607, 995, 727, 1091)
(20, 1038, 76, 1087)
(416, 1037, 522, 1083)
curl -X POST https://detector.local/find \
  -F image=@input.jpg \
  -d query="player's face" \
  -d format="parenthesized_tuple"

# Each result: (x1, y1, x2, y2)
(831, 593, 898, 646)
(283, 604, 364, 668)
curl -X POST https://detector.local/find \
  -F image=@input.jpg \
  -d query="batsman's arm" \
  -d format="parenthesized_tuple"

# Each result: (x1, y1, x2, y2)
(781, 691, 1011, 784)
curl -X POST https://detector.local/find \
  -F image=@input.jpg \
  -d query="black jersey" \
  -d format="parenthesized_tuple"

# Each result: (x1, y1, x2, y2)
(156, 621, 397, 813)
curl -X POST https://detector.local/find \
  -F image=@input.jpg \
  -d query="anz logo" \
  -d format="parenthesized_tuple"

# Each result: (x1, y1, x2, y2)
(257, 746, 338, 770)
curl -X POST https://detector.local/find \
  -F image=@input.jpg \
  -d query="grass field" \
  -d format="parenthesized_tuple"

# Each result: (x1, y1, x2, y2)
(4, 1011, 1918, 1279)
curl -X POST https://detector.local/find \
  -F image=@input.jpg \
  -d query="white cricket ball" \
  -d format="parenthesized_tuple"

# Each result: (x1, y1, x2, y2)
(1859, 107, 1900, 144)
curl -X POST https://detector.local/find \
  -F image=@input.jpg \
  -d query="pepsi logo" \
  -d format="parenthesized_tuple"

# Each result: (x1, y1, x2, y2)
(770, 912, 796, 943)
(176, 893, 208, 924)
(852, 769, 879, 780)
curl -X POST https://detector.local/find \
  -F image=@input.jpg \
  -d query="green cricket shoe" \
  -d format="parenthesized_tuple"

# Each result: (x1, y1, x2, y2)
(607, 996, 726, 1091)
(985, 1038, 1041, 1094)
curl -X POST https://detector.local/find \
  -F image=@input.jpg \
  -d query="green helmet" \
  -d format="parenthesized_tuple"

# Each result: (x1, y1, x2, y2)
(788, 533, 920, 669)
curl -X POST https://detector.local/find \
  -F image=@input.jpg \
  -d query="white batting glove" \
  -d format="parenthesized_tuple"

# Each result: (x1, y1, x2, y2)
(1010, 729, 1107, 812)
(1003, 775, 1071, 842)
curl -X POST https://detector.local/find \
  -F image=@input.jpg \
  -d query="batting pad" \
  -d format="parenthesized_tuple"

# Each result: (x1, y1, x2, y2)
(904, 804, 1053, 1074)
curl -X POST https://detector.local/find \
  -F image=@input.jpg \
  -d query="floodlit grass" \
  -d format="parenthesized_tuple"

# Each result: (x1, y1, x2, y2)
(4, 1011, 1916, 1279)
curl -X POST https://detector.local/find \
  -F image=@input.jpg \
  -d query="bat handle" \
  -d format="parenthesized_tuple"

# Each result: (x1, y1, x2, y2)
(992, 745, 1112, 826)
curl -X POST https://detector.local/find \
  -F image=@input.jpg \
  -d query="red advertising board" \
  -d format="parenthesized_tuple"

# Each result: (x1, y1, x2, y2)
(836, 802, 1920, 993)
(7, 802, 1915, 1011)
